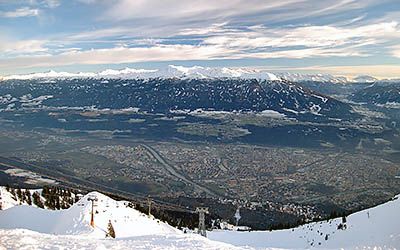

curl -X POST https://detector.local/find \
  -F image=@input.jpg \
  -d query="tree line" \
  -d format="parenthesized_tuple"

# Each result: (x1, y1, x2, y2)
(4, 185, 81, 210)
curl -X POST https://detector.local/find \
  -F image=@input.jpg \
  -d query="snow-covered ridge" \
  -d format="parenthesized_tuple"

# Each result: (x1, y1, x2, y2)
(2, 65, 280, 81)
(2, 65, 398, 83)
(276, 72, 350, 83)
(276, 72, 400, 83)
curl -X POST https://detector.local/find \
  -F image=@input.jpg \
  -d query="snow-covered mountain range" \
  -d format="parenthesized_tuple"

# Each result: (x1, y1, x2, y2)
(276, 72, 349, 83)
(1, 65, 279, 81)
(0, 186, 399, 249)
(2, 65, 397, 83)
(0, 76, 355, 120)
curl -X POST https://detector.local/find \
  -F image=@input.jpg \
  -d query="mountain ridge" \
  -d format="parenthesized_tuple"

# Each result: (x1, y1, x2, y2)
(0, 77, 355, 120)
(2, 65, 398, 83)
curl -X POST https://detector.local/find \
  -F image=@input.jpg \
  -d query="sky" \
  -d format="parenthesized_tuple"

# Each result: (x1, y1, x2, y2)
(0, 0, 400, 78)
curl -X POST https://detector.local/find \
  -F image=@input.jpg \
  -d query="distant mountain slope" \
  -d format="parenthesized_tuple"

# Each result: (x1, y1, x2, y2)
(352, 75, 378, 83)
(276, 72, 349, 83)
(0, 78, 355, 120)
(209, 195, 400, 249)
(296, 81, 368, 97)
(350, 83, 400, 105)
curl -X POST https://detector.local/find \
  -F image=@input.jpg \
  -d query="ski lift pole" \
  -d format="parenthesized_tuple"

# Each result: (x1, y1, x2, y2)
(196, 207, 209, 237)
(87, 196, 98, 227)
(147, 196, 152, 217)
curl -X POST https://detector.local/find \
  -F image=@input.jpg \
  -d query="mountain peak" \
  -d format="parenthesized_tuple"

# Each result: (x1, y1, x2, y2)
(352, 75, 378, 83)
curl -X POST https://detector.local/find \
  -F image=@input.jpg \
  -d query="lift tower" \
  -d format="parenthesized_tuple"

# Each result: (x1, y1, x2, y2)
(196, 207, 209, 237)
(87, 196, 98, 227)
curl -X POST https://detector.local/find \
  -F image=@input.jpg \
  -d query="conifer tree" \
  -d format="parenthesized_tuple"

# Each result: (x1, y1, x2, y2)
(21, 189, 27, 203)
(16, 188, 22, 203)
(32, 191, 44, 208)
(25, 190, 32, 205)
(106, 220, 116, 238)
(42, 186, 49, 196)
(55, 197, 60, 210)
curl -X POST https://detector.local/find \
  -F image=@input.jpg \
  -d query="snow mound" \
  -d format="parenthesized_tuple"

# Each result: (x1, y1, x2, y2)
(0, 191, 179, 238)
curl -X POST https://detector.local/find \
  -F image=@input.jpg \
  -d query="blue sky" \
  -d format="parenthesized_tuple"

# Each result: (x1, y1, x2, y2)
(0, 0, 400, 78)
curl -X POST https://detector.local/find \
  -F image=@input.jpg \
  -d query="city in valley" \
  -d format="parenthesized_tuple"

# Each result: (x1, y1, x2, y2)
(1, 115, 399, 229)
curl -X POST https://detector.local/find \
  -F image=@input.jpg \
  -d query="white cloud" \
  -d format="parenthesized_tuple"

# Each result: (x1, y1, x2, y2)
(240, 47, 366, 59)
(286, 65, 400, 79)
(0, 19, 398, 70)
(0, 44, 235, 70)
(0, 39, 48, 55)
(202, 22, 399, 49)
(76, 0, 108, 4)
(0, 7, 39, 18)
(100, 0, 386, 25)
(392, 45, 400, 58)
(27, 0, 60, 8)
(43, 0, 60, 8)
(0, 42, 375, 72)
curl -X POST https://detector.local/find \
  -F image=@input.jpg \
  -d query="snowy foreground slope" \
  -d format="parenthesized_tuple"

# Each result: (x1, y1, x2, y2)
(1, 189, 400, 249)
(0, 191, 242, 250)
(209, 196, 400, 249)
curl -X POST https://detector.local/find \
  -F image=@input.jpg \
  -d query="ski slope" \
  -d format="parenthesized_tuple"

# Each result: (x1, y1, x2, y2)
(0, 191, 181, 237)
(209, 196, 400, 249)
(1, 188, 400, 249)
(0, 191, 243, 249)
(0, 228, 246, 250)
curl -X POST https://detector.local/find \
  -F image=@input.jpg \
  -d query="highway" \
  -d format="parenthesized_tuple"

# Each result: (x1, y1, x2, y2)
(0, 156, 195, 213)
(141, 144, 217, 197)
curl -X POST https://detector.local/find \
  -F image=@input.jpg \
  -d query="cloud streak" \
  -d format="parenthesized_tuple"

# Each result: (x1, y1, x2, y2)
(0, 45, 235, 70)
(2, 20, 396, 66)
(0, 0, 399, 76)
(0, 7, 39, 18)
